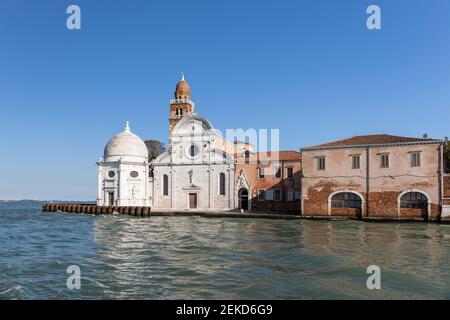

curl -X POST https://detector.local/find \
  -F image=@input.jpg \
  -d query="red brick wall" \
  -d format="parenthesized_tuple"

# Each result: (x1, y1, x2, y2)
(430, 204, 440, 220)
(330, 208, 361, 218)
(367, 191, 399, 218)
(365, 192, 438, 219)
(444, 175, 450, 198)
(302, 182, 336, 216)
(252, 200, 300, 212)
(400, 208, 427, 219)
(303, 188, 439, 220)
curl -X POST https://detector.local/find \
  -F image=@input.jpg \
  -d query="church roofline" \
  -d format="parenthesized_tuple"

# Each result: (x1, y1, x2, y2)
(171, 114, 213, 133)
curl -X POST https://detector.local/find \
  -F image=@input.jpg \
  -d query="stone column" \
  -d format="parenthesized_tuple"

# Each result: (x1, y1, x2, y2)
(118, 161, 125, 206)
(208, 167, 214, 209)
(144, 161, 148, 206)
(227, 167, 232, 209)
(97, 163, 103, 206)
(170, 167, 175, 209)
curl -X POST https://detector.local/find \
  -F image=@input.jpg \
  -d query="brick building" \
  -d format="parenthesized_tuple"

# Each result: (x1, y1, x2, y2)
(300, 134, 445, 221)
(99, 75, 449, 219)
(442, 174, 450, 220)
(234, 151, 301, 212)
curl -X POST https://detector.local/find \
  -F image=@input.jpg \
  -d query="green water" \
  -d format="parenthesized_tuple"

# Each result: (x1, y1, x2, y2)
(0, 201, 448, 299)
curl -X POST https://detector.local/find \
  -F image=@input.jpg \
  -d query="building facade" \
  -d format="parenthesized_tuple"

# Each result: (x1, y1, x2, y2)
(442, 174, 450, 219)
(96, 77, 449, 220)
(234, 151, 301, 212)
(151, 114, 235, 210)
(300, 134, 444, 221)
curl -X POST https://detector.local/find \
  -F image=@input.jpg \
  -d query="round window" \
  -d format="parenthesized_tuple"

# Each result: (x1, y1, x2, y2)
(130, 171, 139, 178)
(108, 171, 115, 178)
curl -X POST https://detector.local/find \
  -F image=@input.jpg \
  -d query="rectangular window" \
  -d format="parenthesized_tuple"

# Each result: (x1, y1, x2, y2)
(352, 155, 360, 169)
(380, 154, 389, 168)
(163, 174, 169, 196)
(266, 190, 274, 200)
(219, 173, 226, 195)
(274, 189, 281, 201)
(294, 191, 301, 200)
(274, 167, 281, 178)
(411, 152, 421, 167)
(258, 168, 265, 179)
(318, 156, 326, 170)
(287, 167, 294, 178)
(258, 189, 266, 201)
(287, 189, 294, 201)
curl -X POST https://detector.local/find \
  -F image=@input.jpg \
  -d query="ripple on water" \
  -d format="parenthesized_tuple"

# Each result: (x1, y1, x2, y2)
(0, 201, 449, 299)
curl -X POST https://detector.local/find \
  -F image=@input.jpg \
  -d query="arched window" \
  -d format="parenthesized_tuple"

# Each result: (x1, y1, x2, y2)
(219, 173, 226, 195)
(175, 108, 183, 118)
(400, 192, 427, 209)
(163, 174, 169, 196)
(331, 192, 362, 209)
(189, 144, 198, 157)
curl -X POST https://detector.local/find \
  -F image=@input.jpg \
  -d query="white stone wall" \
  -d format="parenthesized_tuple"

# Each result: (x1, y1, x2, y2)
(97, 161, 150, 207)
(152, 164, 234, 210)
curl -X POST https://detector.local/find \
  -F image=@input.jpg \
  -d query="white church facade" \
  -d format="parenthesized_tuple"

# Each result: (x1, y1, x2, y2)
(97, 76, 241, 210)
(152, 114, 235, 210)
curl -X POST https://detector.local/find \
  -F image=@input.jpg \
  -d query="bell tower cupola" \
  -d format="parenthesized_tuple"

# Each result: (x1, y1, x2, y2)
(174, 73, 192, 100)
(169, 73, 196, 148)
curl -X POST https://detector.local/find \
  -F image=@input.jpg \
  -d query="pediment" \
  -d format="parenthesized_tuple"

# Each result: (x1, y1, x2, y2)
(235, 169, 250, 190)
(182, 183, 201, 190)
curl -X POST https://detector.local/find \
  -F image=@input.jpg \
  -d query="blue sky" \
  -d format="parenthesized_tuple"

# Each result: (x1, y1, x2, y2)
(1, 0, 449, 200)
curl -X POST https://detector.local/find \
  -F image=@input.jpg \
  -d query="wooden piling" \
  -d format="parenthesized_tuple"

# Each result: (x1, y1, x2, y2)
(142, 207, 150, 217)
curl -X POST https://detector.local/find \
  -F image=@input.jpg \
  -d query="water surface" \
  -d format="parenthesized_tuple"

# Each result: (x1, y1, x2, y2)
(0, 201, 448, 299)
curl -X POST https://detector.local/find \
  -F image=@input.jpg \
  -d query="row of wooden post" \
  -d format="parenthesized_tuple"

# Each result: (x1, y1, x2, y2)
(42, 203, 151, 217)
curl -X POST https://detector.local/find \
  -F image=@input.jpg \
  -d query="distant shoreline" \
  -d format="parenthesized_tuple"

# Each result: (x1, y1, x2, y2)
(0, 199, 96, 203)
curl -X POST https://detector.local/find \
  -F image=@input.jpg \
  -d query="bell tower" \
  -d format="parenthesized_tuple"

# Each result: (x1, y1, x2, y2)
(169, 73, 195, 147)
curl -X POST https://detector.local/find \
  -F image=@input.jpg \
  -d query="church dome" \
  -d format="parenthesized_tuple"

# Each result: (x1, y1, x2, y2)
(103, 122, 148, 162)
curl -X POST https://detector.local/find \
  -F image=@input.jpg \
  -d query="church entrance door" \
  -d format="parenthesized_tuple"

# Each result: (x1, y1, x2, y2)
(239, 188, 249, 211)
(108, 192, 114, 206)
(189, 193, 198, 209)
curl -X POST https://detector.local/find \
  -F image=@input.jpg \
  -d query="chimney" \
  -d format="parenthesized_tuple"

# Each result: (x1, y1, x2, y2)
(422, 133, 428, 139)
(445, 136, 448, 146)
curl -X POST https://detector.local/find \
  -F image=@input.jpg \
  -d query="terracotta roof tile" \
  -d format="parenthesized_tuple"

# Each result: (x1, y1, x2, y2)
(303, 134, 440, 150)
(247, 150, 301, 161)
